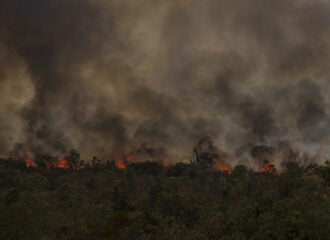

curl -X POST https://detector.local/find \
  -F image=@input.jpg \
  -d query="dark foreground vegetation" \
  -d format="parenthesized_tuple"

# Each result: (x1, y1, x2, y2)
(0, 159, 329, 240)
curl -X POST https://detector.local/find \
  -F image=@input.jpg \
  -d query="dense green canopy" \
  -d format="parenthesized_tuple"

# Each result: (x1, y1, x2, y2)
(0, 159, 329, 240)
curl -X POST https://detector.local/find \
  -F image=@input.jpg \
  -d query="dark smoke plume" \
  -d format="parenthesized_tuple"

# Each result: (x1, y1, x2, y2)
(0, 0, 330, 165)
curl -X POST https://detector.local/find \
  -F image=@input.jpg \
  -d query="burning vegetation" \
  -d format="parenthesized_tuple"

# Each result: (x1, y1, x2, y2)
(17, 137, 319, 176)
(25, 159, 37, 168)
(0, 0, 330, 173)
(219, 165, 233, 175)
(0, 0, 330, 238)
(54, 159, 70, 169)
(259, 160, 276, 174)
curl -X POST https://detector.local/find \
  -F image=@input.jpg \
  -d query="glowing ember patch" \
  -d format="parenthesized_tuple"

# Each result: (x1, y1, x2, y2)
(219, 165, 232, 174)
(55, 159, 70, 169)
(117, 159, 127, 169)
(259, 161, 275, 173)
(25, 159, 37, 168)
(116, 154, 133, 169)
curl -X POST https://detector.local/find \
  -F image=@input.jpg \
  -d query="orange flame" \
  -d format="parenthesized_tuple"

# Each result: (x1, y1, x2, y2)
(219, 165, 232, 174)
(117, 159, 127, 169)
(25, 159, 37, 168)
(116, 154, 133, 169)
(55, 159, 70, 169)
(259, 160, 275, 173)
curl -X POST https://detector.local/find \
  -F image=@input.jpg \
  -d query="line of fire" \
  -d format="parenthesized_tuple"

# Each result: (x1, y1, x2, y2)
(5, 136, 316, 175)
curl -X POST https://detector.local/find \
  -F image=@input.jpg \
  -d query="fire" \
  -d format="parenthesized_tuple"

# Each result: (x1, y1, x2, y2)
(259, 160, 275, 173)
(116, 154, 133, 170)
(117, 159, 127, 169)
(25, 159, 37, 168)
(55, 159, 70, 169)
(219, 165, 232, 174)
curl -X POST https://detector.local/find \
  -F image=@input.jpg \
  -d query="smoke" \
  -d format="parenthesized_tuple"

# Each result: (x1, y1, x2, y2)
(0, 0, 330, 163)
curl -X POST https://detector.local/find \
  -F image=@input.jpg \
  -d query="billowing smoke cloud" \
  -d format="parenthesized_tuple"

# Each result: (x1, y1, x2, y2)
(0, 0, 330, 164)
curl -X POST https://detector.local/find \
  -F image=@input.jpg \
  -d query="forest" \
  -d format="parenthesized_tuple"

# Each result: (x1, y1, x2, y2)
(1, 0, 330, 239)
(0, 153, 329, 240)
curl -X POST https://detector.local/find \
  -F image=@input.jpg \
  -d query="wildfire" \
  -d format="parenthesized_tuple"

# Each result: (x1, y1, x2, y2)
(219, 165, 232, 174)
(116, 154, 133, 169)
(25, 159, 37, 168)
(259, 160, 275, 173)
(117, 159, 127, 169)
(55, 159, 70, 169)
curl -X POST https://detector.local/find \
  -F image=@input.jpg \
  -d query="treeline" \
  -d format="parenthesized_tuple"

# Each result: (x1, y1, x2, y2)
(0, 158, 329, 240)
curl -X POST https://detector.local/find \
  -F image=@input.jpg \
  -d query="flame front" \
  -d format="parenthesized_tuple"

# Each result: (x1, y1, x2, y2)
(55, 159, 70, 169)
(116, 154, 133, 169)
(259, 161, 275, 173)
(117, 159, 127, 169)
(25, 159, 37, 168)
(219, 165, 232, 174)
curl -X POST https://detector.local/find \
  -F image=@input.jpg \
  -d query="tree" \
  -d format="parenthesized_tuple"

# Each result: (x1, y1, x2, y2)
(193, 137, 219, 170)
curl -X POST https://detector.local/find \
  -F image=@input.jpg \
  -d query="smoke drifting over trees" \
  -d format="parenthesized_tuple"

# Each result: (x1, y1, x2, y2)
(0, 0, 330, 164)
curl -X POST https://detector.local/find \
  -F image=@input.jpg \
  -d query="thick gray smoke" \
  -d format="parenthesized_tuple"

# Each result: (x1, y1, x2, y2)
(0, 0, 330, 165)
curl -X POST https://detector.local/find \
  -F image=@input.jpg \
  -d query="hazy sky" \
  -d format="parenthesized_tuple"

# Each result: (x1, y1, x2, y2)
(0, 0, 330, 164)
